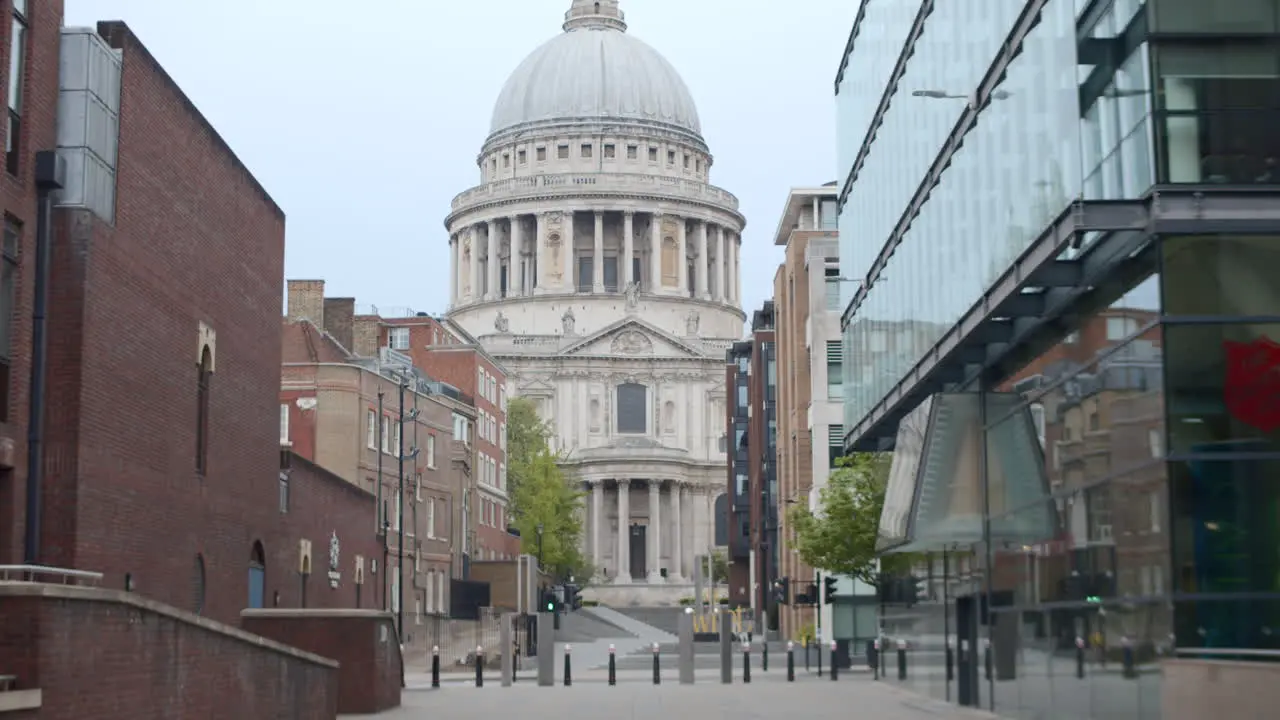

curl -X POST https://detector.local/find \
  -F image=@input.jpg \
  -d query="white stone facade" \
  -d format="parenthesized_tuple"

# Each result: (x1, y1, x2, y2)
(442, 0, 743, 605)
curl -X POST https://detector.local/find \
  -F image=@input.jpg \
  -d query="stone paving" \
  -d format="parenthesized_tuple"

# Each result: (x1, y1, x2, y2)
(355, 674, 999, 719)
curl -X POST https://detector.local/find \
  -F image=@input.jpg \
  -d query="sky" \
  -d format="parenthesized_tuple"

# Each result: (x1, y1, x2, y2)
(65, 0, 858, 325)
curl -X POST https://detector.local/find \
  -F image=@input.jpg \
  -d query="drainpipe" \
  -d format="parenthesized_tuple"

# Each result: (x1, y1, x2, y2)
(23, 151, 65, 566)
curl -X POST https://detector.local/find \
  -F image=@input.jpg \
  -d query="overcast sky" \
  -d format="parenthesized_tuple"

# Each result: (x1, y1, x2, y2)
(66, 0, 857, 325)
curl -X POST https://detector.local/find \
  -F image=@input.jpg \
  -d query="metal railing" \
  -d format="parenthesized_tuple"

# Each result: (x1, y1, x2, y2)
(0, 564, 104, 586)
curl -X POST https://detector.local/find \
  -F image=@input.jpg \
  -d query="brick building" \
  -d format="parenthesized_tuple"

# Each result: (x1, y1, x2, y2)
(353, 307, 516, 562)
(770, 185, 842, 641)
(282, 280, 483, 621)
(725, 302, 777, 622)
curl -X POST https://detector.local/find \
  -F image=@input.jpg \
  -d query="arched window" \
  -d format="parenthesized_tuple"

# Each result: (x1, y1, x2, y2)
(193, 554, 206, 614)
(196, 346, 212, 474)
(248, 541, 265, 609)
(615, 383, 647, 434)
(713, 494, 729, 546)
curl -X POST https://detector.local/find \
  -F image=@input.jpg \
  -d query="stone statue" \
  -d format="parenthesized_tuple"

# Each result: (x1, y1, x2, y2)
(624, 281, 640, 311)
(685, 309, 700, 336)
(561, 307, 576, 335)
(494, 312, 509, 333)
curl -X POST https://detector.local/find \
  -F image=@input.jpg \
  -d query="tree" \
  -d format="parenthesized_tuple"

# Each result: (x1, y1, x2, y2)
(503, 397, 588, 580)
(787, 453, 914, 586)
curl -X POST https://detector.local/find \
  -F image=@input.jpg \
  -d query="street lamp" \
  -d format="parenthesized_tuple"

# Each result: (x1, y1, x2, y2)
(535, 523, 545, 566)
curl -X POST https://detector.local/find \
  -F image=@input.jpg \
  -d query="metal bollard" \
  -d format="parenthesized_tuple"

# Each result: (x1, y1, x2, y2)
(983, 638, 992, 681)
(897, 639, 908, 681)
(431, 646, 441, 689)
(817, 636, 824, 677)
(1076, 636, 1086, 679)
(786, 641, 795, 682)
(1122, 636, 1137, 679)
(805, 638, 811, 671)
(945, 641, 954, 682)
(873, 638, 881, 680)
(652, 642, 661, 685)
(743, 642, 751, 683)
(830, 640, 838, 681)
(608, 644, 617, 686)
(763, 640, 769, 672)
(564, 644, 572, 687)
(475, 646, 484, 688)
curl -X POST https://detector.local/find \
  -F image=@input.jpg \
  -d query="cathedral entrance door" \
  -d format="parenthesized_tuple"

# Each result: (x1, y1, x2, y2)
(630, 523, 646, 580)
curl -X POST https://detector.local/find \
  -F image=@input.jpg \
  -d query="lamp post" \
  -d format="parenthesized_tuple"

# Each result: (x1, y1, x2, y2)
(536, 523, 545, 567)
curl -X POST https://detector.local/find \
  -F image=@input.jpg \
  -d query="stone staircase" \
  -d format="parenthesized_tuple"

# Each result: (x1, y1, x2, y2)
(598, 605, 685, 636)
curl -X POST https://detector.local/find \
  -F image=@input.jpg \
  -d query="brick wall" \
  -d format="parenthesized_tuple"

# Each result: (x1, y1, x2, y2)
(0, 582, 338, 720)
(0, 0, 65, 567)
(242, 609, 401, 715)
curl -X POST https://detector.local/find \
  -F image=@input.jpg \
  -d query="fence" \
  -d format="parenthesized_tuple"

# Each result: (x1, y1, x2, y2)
(407, 608, 529, 669)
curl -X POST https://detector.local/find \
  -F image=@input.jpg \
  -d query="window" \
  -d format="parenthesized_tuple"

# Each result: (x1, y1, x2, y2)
(426, 571, 435, 613)
(627, 145, 637, 159)
(557, 144, 569, 159)
(499, 462, 506, 490)
(392, 419, 401, 456)
(683, 155, 690, 169)
(825, 341, 842, 399)
(667, 150, 676, 164)
(502, 153, 510, 168)
(490, 157, 496, 173)
(366, 409, 377, 448)
(1105, 315, 1138, 341)
(518, 149, 527, 164)
(616, 382, 647, 434)
(7, 1, 27, 176)
(388, 327, 410, 350)
(415, 472, 422, 501)
(436, 568, 446, 611)
(393, 492, 401, 531)
(499, 387, 506, 410)
(278, 472, 289, 513)
(478, 368, 485, 394)
(0, 221, 17, 421)
(537, 146, 547, 161)
(279, 403, 290, 444)
(490, 376, 497, 401)
(603, 143, 615, 158)
(648, 147, 658, 162)
(427, 498, 436, 538)
(499, 422, 506, 450)
(196, 346, 212, 475)
(580, 143, 592, 158)
(381, 415, 391, 453)
(427, 434, 436, 468)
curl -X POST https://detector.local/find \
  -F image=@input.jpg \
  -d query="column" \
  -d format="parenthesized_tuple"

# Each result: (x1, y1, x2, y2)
(648, 480, 662, 583)
(448, 235, 458, 307)
(615, 479, 631, 583)
(695, 221, 709, 299)
(535, 214, 546, 294)
(511, 216, 524, 296)
(592, 480, 604, 574)
(486, 220, 500, 300)
(622, 211, 635, 287)
(563, 211, 576, 292)
(676, 220, 688, 297)
(670, 481, 683, 581)
(727, 230, 739, 304)
(681, 483, 694, 580)
(592, 211, 604, 292)
(649, 212, 662, 293)
(713, 226, 726, 303)
(469, 226, 482, 303)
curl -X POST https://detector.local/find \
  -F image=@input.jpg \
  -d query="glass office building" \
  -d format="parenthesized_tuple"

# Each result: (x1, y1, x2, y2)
(836, 0, 1280, 717)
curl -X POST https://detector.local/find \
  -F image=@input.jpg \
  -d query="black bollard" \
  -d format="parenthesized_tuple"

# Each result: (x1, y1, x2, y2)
(1122, 638, 1137, 679)
(945, 643, 954, 682)
(608, 645, 617, 686)
(786, 641, 795, 682)
(743, 643, 751, 683)
(817, 637, 824, 677)
(984, 640, 992, 681)
(1076, 637, 1086, 679)
(652, 642, 661, 685)
(431, 645, 441, 689)
(805, 638, 811, 672)
(564, 645, 572, 687)
(830, 641, 838, 681)
(763, 641, 769, 672)
(873, 639, 880, 681)
(897, 640, 908, 681)
(475, 647, 484, 688)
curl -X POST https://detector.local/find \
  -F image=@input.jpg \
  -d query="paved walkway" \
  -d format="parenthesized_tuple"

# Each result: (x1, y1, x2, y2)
(356, 675, 998, 719)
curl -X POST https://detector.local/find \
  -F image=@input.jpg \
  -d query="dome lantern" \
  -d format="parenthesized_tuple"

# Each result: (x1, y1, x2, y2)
(563, 0, 627, 33)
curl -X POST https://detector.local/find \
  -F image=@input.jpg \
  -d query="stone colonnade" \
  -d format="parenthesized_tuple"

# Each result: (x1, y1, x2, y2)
(585, 477, 703, 585)
(448, 210, 740, 307)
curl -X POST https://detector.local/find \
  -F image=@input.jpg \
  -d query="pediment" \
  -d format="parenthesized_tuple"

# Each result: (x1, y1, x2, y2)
(560, 319, 704, 359)
(517, 376, 556, 394)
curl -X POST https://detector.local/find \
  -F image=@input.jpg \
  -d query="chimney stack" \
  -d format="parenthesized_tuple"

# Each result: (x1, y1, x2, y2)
(286, 279, 325, 327)
(323, 297, 355, 351)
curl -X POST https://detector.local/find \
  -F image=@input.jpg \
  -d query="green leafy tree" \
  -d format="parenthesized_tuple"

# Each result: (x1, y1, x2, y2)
(503, 397, 588, 580)
(787, 453, 913, 586)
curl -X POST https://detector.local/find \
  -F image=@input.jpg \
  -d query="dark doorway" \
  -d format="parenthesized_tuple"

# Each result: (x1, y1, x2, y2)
(248, 541, 266, 609)
(629, 523, 646, 580)
(955, 594, 981, 708)
(632, 257, 642, 287)
(500, 264, 508, 297)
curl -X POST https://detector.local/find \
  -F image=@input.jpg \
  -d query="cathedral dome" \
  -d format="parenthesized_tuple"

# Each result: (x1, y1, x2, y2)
(487, 0, 702, 140)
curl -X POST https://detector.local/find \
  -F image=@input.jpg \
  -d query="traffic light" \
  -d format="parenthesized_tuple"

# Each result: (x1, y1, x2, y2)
(904, 576, 925, 607)
(823, 575, 837, 604)
(565, 583, 582, 610)
(540, 587, 556, 613)
(773, 577, 790, 605)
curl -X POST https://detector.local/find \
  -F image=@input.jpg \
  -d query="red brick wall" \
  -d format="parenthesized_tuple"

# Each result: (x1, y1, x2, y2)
(0, 584, 338, 720)
(242, 610, 401, 715)
(0, 0, 65, 566)
(31, 23, 387, 629)
(280, 388, 317, 461)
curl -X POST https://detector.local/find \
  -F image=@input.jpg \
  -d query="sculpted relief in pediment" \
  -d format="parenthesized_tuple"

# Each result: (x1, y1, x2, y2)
(610, 330, 653, 356)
